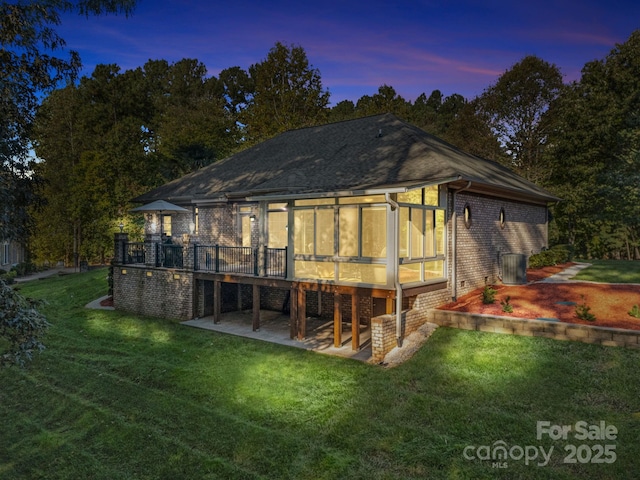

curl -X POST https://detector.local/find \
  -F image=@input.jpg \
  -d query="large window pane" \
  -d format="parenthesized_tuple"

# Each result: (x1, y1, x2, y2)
(424, 186, 439, 206)
(338, 263, 386, 284)
(410, 208, 424, 258)
(399, 207, 409, 257)
(315, 208, 334, 255)
(295, 260, 335, 280)
(361, 206, 386, 257)
(338, 195, 385, 204)
(435, 209, 445, 255)
(241, 216, 251, 247)
(399, 263, 421, 283)
(295, 198, 335, 206)
(339, 207, 359, 256)
(424, 260, 444, 279)
(294, 210, 314, 254)
(425, 210, 434, 257)
(398, 189, 422, 204)
(268, 211, 288, 248)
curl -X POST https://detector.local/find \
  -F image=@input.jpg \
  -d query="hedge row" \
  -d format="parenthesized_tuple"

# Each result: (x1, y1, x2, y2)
(529, 244, 575, 269)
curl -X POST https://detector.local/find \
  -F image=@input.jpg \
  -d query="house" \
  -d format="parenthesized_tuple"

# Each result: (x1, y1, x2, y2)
(1, 238, 25, 271)
(113, 113, 559, 361)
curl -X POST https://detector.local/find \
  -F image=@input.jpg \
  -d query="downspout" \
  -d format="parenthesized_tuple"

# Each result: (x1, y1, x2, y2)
(452, 181, 472, 301)
(385, 193, 403, 347)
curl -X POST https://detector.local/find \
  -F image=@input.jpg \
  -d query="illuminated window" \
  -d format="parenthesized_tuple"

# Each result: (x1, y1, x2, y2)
(436, 210, 445, 255)
(424, 186, 439, 206)
(268, 211, 288, 248)
(162, 215, 172, 236)
(398, 189, 422, 204)
(294, 209, 315, 254)
(339, 207, 359, 256)
(361, 206, 387, 257)
(241, 215, 252, 247)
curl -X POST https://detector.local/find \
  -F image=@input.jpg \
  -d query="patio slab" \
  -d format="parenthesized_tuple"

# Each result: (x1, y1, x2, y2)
(182, 310, 372, 362)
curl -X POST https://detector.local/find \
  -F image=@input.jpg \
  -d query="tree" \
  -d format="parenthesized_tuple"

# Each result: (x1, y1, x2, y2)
(0, 1, 136, 242)
(547, 31, 640, 258)
(246, 42, 330, 141)
(0, 279, 49, 367)
(355, 84, 410, 118)
(475, 55, 564, 183)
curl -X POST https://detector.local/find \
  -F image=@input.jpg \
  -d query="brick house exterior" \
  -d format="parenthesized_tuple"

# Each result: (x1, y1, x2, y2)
(113, 114, 557, 361)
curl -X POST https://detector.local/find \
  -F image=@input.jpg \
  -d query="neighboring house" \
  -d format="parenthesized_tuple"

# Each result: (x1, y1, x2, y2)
(1, 238, 24, 271)
(113, 113, 559, 361)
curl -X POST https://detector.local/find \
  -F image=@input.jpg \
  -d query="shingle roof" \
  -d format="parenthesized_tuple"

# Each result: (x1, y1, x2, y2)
(133, 113, 559, 204)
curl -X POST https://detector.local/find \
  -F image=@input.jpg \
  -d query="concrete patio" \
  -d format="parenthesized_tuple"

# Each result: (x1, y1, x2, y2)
(182, 310, 373, 362)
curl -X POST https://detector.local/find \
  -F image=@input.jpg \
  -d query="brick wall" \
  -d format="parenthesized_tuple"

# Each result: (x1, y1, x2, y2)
(113, 266, 194, 320)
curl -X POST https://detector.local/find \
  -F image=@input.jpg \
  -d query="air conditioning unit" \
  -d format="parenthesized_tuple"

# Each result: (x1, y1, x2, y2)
(502, 253, 527, 285)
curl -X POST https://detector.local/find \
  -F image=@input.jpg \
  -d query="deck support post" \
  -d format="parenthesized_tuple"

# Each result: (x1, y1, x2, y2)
(352, 294, 360, 350)
(213, 280, 221, 324)
(333, 292, 342, 347)
(252, 284, 260, 331)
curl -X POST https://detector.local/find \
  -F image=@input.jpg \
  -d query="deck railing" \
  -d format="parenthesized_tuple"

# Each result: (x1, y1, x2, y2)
(121, 242, 288, 278)
(122, 242, 146, 265)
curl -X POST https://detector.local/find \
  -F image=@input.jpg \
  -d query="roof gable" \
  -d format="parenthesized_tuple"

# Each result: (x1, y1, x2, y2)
(134, 113, 559, 204)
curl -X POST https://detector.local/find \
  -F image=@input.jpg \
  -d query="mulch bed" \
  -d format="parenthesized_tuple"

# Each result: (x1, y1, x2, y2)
(439, 263, 640, 331)
(100, 297, 114, 307)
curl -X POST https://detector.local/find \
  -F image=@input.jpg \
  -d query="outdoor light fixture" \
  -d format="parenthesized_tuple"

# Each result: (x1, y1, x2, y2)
(150, 221, 157, 233)
(118, 222, 124, 233)
(189, 221, 195, 234)
(250, 214, 256, 222)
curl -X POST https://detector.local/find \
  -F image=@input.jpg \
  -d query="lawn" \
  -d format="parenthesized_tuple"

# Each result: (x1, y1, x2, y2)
(2, 269, 640, 479)
(574, 260, 640, 284)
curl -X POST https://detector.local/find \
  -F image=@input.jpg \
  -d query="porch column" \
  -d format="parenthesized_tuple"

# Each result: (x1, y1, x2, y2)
(352, 294, 360, 350)
(145, 233, 161, 267)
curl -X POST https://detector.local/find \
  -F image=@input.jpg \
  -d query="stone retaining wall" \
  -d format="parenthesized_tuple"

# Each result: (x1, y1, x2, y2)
(428, 309, 640, 348)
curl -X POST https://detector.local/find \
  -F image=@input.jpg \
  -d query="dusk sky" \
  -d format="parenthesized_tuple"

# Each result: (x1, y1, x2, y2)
(57, 0, 639, 105)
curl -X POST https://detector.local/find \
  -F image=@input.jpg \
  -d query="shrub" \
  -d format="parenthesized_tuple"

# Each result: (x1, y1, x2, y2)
(482, 286, 497, 304)
(0, 270, 17, 285)
(0, 279, 50, 367)
(575, 295, 596, 322)
(500, 296, 513, 313)
(629, 305, 640, 319)
(528, 244, 574, 269)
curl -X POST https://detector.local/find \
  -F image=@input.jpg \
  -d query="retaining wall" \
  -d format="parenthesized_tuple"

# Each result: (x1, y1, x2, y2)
(428, 309, 640, 348)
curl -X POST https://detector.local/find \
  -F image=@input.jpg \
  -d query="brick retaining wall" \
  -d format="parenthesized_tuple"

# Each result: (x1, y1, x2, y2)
(428, 309, 640, 348)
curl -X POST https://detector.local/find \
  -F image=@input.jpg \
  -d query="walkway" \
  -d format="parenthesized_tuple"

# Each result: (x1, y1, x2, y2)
(537, 262, 592, 283)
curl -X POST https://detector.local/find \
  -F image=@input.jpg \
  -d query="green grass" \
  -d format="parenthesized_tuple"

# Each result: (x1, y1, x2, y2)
(2, 269, 640, 479)
(574, 260, 640, 283)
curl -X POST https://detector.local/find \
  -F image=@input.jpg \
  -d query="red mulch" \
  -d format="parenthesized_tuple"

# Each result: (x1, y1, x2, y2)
(100, 297, 114, 307)
(439, 263, 640, 330)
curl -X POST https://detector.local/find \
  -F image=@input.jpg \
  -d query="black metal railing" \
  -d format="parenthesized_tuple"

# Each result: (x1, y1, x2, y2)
(265, 246, 287, 278)
(194, 245, 256, 275)
(121, 242, 287, 278)
(156, 244, 184, 268)
(123, 242, 146, 264)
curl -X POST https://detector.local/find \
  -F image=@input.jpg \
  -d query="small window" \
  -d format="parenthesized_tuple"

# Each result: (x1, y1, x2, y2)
(499, 208, 506, 229)
(463, 204, 472, 229)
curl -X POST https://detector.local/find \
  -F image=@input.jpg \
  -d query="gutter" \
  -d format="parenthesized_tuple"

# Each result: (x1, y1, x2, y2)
(451, 181, 472, 301)
(385, 193, 404, 347)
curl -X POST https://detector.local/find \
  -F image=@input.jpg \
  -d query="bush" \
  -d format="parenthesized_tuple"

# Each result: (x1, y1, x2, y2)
(529, 244, 575, 269)
(575, 295, 596, 322)
(500, 296, 513, 313)
(0, 270, 17, 285)
(482, 286, 497, 304)
(629, 305, 640, 319)
(0, 279, 50, 367)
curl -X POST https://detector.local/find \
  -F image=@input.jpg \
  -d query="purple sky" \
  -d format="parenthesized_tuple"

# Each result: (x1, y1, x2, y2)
(58, 0, 639, 105)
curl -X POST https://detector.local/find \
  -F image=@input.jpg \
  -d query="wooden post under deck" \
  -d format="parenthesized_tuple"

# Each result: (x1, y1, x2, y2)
(297, 288, 306, 340)
(213, 280, 221, 324)
(333, 292, 342, 347)
(290, 286, 298, 339)
(351, 294, 360, 351)
(252, 284, 260, 331)
(386, 297, 394, 314)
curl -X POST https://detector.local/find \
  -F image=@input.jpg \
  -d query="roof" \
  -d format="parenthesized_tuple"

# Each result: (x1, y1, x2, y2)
(133, 113, 560, 205)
